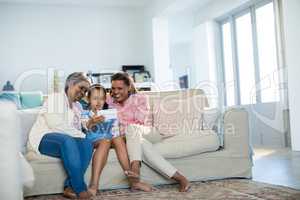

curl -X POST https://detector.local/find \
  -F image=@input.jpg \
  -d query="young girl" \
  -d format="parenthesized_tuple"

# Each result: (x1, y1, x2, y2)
(81, 84, 139, 196)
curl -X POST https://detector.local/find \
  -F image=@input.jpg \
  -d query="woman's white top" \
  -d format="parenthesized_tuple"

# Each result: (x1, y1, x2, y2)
(27, 92, 85, 154)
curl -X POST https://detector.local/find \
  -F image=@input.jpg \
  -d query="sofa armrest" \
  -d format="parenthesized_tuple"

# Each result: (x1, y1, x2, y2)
(223, 108, 251, 157)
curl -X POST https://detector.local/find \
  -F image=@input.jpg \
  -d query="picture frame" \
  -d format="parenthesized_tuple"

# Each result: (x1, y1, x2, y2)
(99, 73, 113, 84)
(133, 71, 151, 83)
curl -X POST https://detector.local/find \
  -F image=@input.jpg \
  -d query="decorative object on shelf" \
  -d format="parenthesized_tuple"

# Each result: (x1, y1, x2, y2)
(2, 81, 14, 91)
(179, 75, 189, 89)
(133, 71, 151, 83)
(86, 67, 152, 91)
(99, 73, 114, 85)
(122, 65, 145, 77)
(86, 72, 115, 90)
(122, 65, 152, 91)
(88, 73, 100, 84)
(87, 70, 93, 83)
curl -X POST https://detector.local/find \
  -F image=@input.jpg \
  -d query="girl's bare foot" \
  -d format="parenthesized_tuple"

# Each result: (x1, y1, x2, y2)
(88, 184, 98, 196)
(124, 170, 140, 179)
(78, 191, 92, 199)
(130, 181, 153, 192)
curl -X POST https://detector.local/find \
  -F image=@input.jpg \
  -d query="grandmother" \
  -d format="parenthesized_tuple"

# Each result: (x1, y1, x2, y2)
(28, 72, 93, 199)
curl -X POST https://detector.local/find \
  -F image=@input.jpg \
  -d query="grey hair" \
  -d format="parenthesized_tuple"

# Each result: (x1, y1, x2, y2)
(64, 72, 90, 94)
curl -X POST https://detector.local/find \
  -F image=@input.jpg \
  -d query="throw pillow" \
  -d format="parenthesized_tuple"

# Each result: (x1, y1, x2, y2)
(20, 91, 43, 109)
(0, 92, 22, 109)
(153, 95, 207, 138)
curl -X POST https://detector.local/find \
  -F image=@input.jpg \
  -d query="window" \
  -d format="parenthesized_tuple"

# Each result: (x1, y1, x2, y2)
(256, 2, 279, 102)
(235, 12, 257, 104)
(221, 22, 235, 106)
(220, 0, 279, 106)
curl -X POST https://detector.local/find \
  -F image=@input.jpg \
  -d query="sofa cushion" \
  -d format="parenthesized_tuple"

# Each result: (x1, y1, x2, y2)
(154, 130, 220, 158)
(144, 89, 206, 109)
(152, 98, 185, 137)
(26, 148, 120, 164)
(25, 151, 61, 163)
(152, 95, 208, 137)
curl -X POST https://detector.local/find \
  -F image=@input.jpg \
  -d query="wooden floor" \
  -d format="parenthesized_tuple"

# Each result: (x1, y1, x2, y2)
(253, 147, 300, 190)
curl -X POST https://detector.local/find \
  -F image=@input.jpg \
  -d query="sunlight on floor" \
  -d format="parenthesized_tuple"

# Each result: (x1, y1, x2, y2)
(252, 147, 300, 189)
(253, 148, 277, 159)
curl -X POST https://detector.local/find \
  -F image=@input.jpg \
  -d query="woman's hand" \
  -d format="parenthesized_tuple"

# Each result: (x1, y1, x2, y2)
(87, 115, 105, 129)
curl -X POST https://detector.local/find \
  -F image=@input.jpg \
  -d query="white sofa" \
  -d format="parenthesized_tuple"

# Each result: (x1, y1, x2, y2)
(22, 89, 252, 197)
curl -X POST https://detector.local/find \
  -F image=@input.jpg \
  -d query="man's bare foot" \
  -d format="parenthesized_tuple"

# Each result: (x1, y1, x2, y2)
(172, 171, 191, 192)
(131, 181, 153, 192)
(88, 184, 98, 196)
(78, 191, 92, 199)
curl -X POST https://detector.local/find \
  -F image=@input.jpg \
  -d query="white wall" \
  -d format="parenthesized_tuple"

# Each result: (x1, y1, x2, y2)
(143, 0, 180, 83)
(282, 0, 300, 151)
(0, 3, 149, 93)
(152, 17, 175, 90)
(168, 13, 194, 87)
(191, 21, 220, 108)
(169, 43, 192, 83)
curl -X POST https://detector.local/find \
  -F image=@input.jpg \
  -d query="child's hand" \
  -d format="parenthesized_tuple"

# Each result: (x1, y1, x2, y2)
(87, 115, 105, 129)
(92, 115, 105, 124)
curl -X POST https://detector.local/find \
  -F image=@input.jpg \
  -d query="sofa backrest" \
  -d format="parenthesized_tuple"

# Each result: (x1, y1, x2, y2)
(19, 89, 210, 152)
(142, 89, 207, 109)
(142, 89, 209, 137)
(17, 108, 41, 153)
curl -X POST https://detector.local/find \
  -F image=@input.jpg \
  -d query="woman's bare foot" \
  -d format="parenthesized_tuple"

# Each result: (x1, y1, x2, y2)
(78, 191, 92, 199)
(172, 171, 191, 192)
(88, 184, 98, 196)
(131, 181, 153, 192)
(179, 181, 191, 192)
(63, 187, 76, 199)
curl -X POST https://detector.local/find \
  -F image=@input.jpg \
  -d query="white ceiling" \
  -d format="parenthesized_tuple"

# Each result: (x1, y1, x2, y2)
(0, 0, 216, 16)
(162, 0, 214, 16)
(0, 0, 151, 7)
